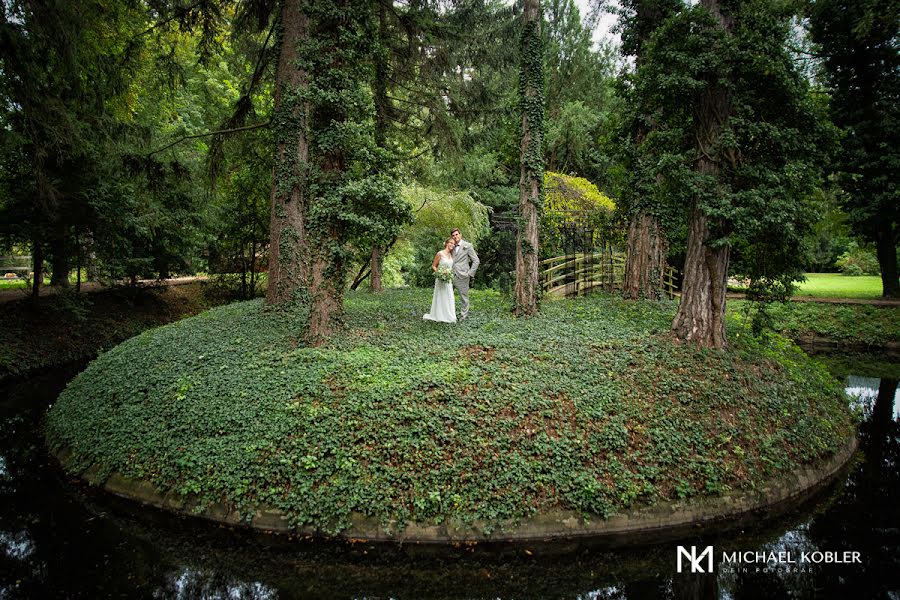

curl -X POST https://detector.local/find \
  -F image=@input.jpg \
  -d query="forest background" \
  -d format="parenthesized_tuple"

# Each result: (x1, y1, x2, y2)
(0, 0, 896, 331)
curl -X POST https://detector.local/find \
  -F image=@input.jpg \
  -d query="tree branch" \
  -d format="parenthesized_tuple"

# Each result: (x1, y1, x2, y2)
(147, 121, 271, 156)
(788, 44, 828, 59)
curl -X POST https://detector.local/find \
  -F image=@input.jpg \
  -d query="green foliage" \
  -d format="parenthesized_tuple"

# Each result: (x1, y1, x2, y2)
(729, 299, 900, 346)
(544, 172, 616, 213)
(206, 152, 271, 299)
(542, 171, 622, 255)
(409, 2, 521, 192)
(835, 241, 880, 276)
(802, 188, 852, 272)
(409, 0, 619, 202)
(543, 0, 621, 186)
(400, 184, 490, 287)
(89, 155, 207, 282)
(622, 0, 834, 338)
(545, 100, 603, 176)
(46, 289, 853, 534)
(0, 0, 165, 282)
(0, 1, 260, 287)
(807, 0, 900, 294)
(613, 0, 695, 230)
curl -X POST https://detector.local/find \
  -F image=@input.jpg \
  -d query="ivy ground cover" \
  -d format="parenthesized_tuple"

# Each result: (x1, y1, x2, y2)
(45, 289, 854, 535)
(728, 300, 900, 348)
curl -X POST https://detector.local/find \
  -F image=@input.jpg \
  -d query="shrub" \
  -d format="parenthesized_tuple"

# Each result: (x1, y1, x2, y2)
(835, 242, 880, 276)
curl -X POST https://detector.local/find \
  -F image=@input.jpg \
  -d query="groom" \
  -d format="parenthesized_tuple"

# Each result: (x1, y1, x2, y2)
(450, 228, 480, 320)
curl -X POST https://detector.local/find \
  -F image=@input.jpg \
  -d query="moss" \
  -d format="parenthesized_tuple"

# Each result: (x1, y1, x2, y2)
(45, 289, 854, 535)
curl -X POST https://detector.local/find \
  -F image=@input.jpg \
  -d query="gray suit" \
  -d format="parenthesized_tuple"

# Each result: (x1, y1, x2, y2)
(452, 240, 480, 319)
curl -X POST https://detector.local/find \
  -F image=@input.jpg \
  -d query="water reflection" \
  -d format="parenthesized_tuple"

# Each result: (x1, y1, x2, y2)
(153, 568, 277, 600)
(0, 530, 35, 560)
(0, 359, 897, 598)
(713, 374, 900, 599)
(846, 376, 900, 419)
(577, 588, 626, 599)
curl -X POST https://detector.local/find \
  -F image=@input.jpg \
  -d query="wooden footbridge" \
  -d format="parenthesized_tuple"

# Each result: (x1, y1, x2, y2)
(541, 250, 677, 298)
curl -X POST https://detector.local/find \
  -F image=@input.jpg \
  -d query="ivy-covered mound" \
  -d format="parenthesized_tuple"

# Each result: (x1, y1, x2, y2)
(45, 289, 854, 536)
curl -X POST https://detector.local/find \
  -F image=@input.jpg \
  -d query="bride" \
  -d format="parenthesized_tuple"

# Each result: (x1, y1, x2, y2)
(423, 237, 457, 323)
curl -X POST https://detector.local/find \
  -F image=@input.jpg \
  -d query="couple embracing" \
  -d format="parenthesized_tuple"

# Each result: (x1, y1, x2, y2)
(423, 228, 480, 324)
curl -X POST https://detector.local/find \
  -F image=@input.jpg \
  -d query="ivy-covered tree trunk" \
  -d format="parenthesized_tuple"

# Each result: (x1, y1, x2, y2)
(306, 221, 343, 345)
(267, 1, 397, 344)
(266, 1, 310, 310)
(623, 211, 668, 300)
(514, 0, 543, 317)
(368, 1, 389, 295)
(266, 0, 345, 346)
(673, 205, 730, 347)
(671, 0, 733, 349)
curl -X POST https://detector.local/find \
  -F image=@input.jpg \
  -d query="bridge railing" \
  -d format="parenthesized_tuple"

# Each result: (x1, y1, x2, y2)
(541, 251, 678, 299)
(0, 255, 32, 279)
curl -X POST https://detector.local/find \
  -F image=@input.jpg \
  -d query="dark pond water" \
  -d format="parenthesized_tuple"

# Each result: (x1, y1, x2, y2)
(1, 355, 897, 599)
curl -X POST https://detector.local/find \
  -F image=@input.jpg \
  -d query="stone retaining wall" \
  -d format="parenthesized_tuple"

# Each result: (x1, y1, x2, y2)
(56, 431, 858, 546)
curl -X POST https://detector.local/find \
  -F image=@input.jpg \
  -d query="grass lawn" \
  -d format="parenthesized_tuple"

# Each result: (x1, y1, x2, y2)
(795, 273, 885, 299)
(46, 289, 854, 536)
(0, 277, 33, 289)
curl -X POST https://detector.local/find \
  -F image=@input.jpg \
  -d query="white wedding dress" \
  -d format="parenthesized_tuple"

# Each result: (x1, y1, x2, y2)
(423, 256, 456, 323)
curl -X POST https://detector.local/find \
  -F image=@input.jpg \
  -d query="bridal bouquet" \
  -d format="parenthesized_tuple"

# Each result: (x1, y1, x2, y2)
(435, 265, 453, 283)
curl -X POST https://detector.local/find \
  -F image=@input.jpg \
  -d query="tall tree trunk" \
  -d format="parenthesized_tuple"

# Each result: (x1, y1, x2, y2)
(623, 211, 668, 300)
(306, 224, 343, 345)
(49, 225, 70, 287)
(75, 228, 81, 292)
(875, 221, 899, 297)
(31, 238, 43, 302)
(514, 0, 543, 317)
(671, 0, 733, 348)
(240, 242, 248, 299)
(250, 239, 258, 297)
(369, 246, 383, 292)
(672, 206, 730, 347)
(621, 0, 674, 301)
(266, 2, 309, 308)
(265, 2, 344, 345)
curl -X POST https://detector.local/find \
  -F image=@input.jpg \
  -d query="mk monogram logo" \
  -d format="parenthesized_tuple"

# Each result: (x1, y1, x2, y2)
(677, 545, 714, 573)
